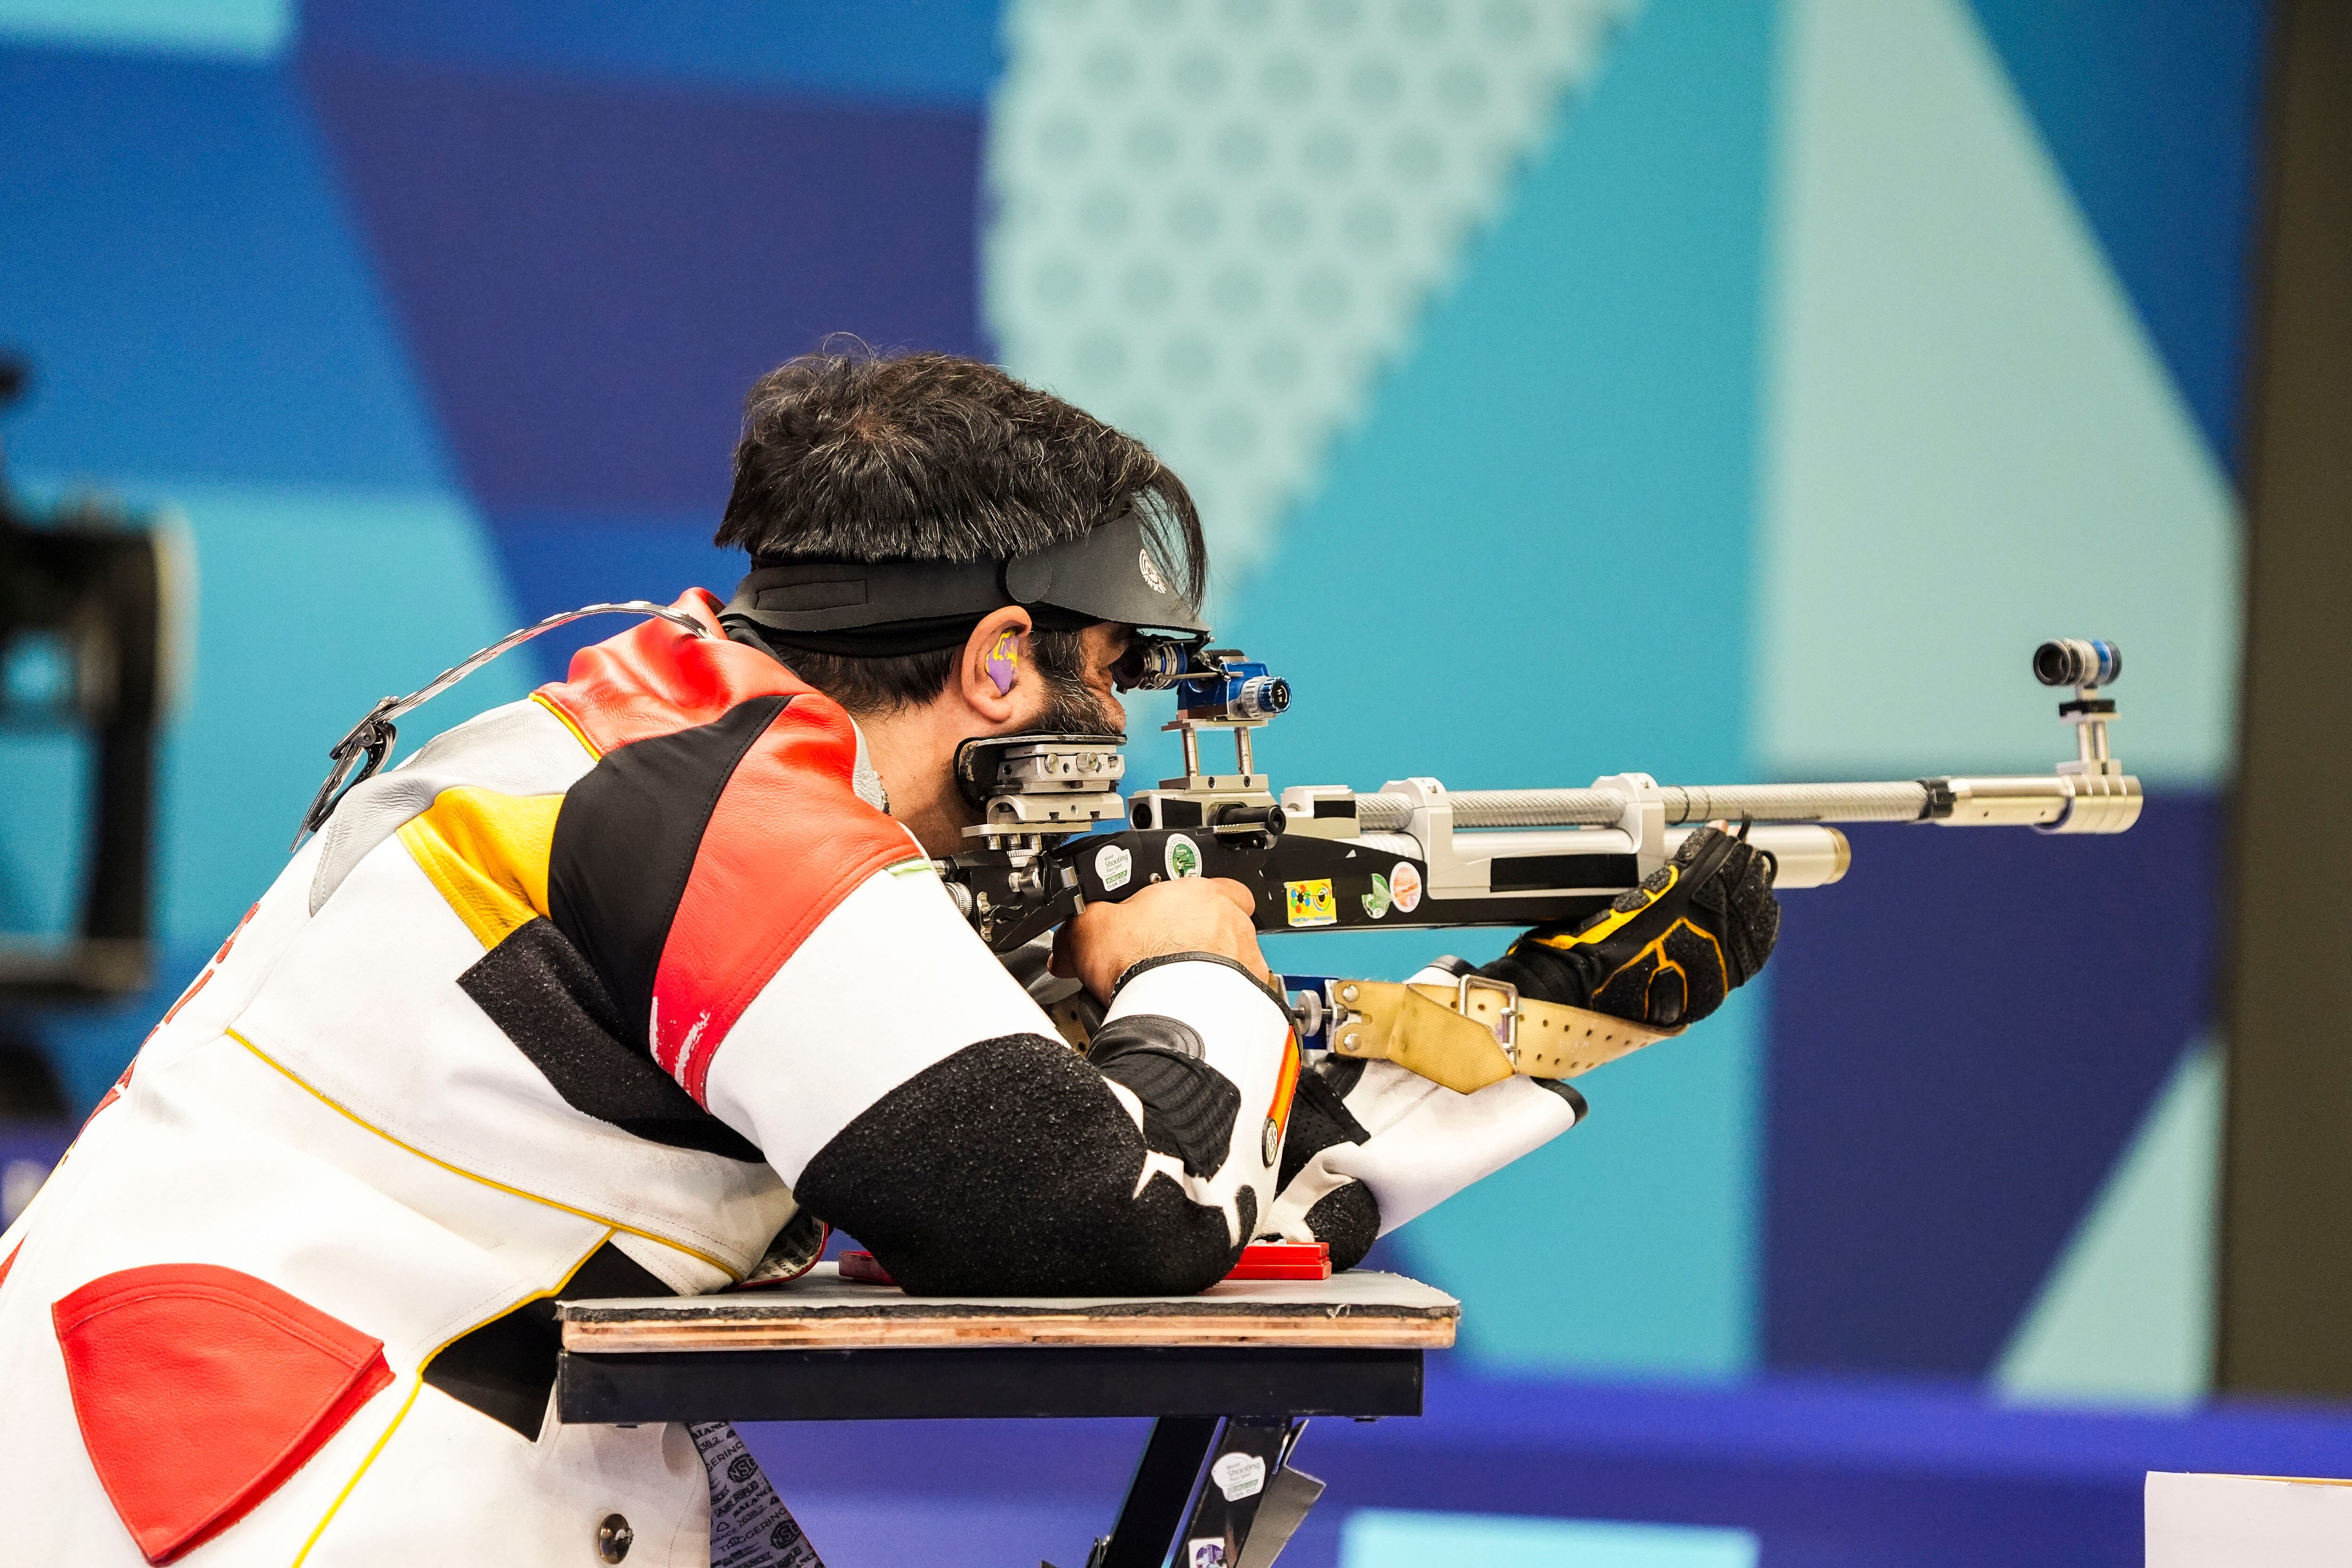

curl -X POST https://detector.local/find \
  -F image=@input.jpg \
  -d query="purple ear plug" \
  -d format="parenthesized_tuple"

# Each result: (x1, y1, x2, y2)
(985, 629, 1019, 693)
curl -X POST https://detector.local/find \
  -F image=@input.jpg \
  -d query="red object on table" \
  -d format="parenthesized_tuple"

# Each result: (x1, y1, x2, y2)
(835, 1242, 1334, 1289)
(1224, 1242, 1332, 1281)
(838, 1250, 896, 1286)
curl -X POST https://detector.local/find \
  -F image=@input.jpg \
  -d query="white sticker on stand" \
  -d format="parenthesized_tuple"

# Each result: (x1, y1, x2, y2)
(1211, 1451, 1267, 1502)
(1094, 842, 1132, 891)
(1389, 861, 1423, 914)
(1165, 834, 1203, 879)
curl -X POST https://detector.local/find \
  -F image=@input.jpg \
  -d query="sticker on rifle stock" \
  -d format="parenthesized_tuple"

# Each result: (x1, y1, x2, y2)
(1210, 1451, 1267, 1502)
(1285, 878, 1337, 928)
(1094, 842, 1132, 891)
(1389, 861, 1423, 914)
(1165, 834, 1202, 879)
(1362, 872, 1392, 920)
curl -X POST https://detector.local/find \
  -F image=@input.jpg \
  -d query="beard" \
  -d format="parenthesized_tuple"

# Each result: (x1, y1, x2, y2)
(1026, 632, 1127, 739)
(1030, 666, 1126, 739)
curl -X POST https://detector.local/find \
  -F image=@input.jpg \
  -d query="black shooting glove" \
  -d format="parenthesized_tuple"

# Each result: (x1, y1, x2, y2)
(1478, 825, 1780, 1028)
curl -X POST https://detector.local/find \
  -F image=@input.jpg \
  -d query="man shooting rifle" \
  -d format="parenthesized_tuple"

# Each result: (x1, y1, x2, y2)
(0, 350, 1778, 1566)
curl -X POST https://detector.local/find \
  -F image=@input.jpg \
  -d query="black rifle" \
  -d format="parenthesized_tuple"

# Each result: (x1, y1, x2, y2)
(938, 640, 2138, 959)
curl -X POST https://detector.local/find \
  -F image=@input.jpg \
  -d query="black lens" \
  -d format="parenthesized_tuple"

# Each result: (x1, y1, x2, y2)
(1113, 636, 1197, 692)
(2034, 639, 2121, 688)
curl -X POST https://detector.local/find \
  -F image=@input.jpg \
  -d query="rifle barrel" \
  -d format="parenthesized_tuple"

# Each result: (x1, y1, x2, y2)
(1355, 781, 1932, 831)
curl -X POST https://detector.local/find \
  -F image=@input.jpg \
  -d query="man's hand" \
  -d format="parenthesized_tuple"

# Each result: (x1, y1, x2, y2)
(1053, 877, 1270, 1002)
(1480, 824, 1780, 1027)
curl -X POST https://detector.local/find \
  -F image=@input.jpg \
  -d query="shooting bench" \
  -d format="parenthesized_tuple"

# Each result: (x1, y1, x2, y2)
(557, 1264, 1458, 1567)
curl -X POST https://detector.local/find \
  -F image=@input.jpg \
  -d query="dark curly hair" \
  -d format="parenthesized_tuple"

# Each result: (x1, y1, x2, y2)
(715, 347, 1205, 713)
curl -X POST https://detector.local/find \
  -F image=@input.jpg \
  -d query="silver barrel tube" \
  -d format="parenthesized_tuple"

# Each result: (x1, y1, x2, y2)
(1355, 788, 1624, 829)
(1355, 780, 1931, 831)
(1664, 823, 1851, 887)
(1647, 781, 1931, 825)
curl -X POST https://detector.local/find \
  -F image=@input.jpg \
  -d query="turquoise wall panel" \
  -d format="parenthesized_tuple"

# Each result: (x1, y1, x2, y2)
(1227, 0, 1775, 1375)
(135, 481, 535, 945)
(0, 733, 87, 937)
(0, 0, 286, 57)
(1343, 1508, 1758, 1568)
(1755, 0, 2239, 788)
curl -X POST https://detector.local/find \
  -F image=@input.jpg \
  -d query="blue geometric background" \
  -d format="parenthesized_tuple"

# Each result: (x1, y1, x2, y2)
(0, 2, 2322, 1561)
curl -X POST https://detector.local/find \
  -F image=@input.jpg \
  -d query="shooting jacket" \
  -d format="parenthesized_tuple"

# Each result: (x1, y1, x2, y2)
(0, 590, 1296, 1567)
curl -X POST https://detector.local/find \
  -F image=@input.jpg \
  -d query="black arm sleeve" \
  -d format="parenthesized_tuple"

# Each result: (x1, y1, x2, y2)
(794, 1034, 1251, 1295)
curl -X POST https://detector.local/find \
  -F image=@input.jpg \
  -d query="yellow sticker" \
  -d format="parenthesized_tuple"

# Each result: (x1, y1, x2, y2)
(1284, 878, 1338, 928)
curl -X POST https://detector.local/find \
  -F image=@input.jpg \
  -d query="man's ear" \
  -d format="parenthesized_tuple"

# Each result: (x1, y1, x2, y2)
(956, 607, 1033, 724)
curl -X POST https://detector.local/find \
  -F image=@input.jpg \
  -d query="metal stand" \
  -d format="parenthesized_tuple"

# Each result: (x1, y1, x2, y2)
(1089, 1416, 1220, 1568)
(1082, 1414, 1327, 1568)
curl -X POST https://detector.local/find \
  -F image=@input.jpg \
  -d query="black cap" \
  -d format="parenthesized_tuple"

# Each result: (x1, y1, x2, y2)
(722, 507, 1209, 656)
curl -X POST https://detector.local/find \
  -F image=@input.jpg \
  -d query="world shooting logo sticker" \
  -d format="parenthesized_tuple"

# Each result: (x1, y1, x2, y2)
(1138, 547, 1169, 595)
(1362, 872, 1392, 920)
(1285, 878, 1338, 928)
(1210, 1451, 1267, 1502)
(1094, 842, 1132, 892)
(1164, 834, 1202, 879)
(1389, 862, 1424, 914)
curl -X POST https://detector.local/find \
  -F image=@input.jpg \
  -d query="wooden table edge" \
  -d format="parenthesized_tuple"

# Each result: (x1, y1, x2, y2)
(562, 1314, 1458, 1353)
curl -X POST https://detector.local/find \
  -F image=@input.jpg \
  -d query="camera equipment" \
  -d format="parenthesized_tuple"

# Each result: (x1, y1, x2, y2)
(0, 355, 188, 998)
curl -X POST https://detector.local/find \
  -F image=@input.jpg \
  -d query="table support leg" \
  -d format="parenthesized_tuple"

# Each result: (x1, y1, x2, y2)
(1092, 1415, 1219, 1568)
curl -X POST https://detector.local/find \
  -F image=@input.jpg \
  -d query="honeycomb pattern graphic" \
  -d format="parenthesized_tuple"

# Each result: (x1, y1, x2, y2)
(985, 0, 1641, 584)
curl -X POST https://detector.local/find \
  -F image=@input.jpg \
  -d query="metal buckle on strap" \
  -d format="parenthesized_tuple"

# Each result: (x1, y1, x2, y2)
(289, 600, 713, 851)
(1457, 974, 1520, 1061)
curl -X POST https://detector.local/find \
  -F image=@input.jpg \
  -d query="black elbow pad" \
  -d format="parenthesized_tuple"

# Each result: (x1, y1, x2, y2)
(1087, 1014, 1242, 1180)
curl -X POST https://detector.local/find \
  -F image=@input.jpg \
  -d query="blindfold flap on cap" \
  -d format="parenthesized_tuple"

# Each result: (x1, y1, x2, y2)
(723, 506, 1208, 648)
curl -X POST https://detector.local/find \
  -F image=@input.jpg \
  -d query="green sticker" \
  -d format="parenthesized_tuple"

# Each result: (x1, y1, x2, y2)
(1361, 873, 1392, 920)
(1164, 834, 1202, 879)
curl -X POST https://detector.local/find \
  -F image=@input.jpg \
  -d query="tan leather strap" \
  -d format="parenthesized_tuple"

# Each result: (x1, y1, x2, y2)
(1324, 976, 1680, 1094)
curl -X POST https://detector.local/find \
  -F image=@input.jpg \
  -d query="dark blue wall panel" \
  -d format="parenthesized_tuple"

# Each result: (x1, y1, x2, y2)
(299, 56, 982, 515)
(741, 1369, 2352, 1568)
(302, 0, 1002, 106)
(1765, 796, 2222, 1377)
(1966, 0, 2270, 469)
(0, 46, 450, 488)
(485, 508, 740, 679)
